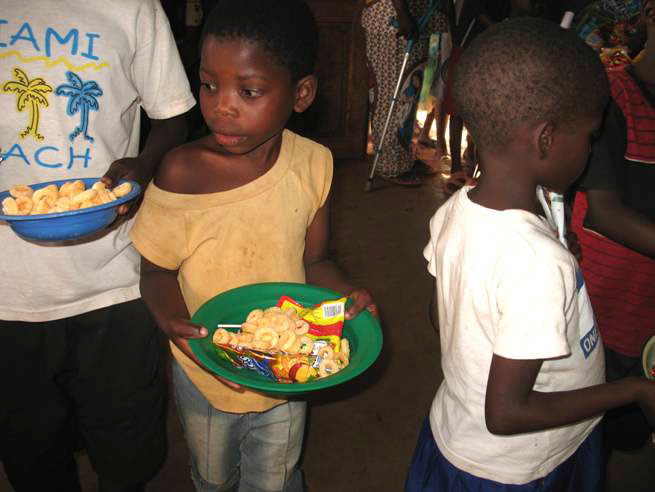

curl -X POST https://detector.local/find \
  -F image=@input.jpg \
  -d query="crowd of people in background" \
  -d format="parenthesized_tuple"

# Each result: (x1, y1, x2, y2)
(360, 0, 652, 191)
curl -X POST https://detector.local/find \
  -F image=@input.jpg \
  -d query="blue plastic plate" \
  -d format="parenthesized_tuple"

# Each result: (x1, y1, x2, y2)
(0, 178, 141, 241)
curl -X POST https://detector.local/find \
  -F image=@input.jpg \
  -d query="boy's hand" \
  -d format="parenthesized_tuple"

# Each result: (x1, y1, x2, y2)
(164, 317, 243, 390)
(101, 155, 152, 216)
(345, 289, 379, 320)
(163, 317, 208, 339)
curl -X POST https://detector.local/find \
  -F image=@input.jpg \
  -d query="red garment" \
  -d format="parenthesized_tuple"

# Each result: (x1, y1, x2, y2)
(571, 68, 655, 357)
(571, 192, 655, 357)
(610, 69, 655, 164)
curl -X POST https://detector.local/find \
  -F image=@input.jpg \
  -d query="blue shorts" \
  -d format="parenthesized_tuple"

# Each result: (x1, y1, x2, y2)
(405, 417, 603, 492)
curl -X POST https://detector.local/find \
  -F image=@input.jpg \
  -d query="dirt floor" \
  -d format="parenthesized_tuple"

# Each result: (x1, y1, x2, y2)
(2, 149, 654, 491)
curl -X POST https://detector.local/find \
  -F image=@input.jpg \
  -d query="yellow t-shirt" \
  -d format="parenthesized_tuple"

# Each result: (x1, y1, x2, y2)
(130, 130, 333, 412)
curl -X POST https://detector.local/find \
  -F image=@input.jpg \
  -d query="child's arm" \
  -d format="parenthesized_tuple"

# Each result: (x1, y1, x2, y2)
(136, 149, 240, 389)
(585, 188, 655, 258)
(140, 256, 241, 389)
(303, 196, 378, 320)
(485, 355, 655, 435)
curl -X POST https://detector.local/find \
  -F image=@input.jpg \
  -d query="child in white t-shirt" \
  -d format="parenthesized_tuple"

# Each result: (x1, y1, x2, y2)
(406, 17, 655, 491)
(0, 1, 195, 490)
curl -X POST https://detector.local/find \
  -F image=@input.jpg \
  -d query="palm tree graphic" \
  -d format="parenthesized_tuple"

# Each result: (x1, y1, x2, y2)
(2, 68, 53, 141)
(55, 71, 103, 142)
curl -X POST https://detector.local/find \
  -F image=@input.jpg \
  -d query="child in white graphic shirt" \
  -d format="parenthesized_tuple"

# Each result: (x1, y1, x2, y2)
(406, 17, 655, 492)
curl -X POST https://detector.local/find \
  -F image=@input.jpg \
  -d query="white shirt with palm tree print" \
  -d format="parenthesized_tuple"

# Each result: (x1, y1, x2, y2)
(0, 0, 196, 321)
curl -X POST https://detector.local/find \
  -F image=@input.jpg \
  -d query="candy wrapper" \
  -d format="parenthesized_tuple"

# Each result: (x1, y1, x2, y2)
(277, 295, 345, 352)
(599, 46, 633, 70)
(212, 296, 351, 384)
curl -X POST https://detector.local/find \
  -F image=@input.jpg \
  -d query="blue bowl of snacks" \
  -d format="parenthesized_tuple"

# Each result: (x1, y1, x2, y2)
(0, 177, 141, 241)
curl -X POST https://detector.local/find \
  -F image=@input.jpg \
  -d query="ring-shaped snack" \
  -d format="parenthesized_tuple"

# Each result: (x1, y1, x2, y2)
(9, 184, 33, 198)
(294, 320, 309, 336)
(318, 346, 334, 361)
(246, 309, 264, 323)
(112, 182, 133, 197)
(15, 196, 34, 215)
(32, 184, 59, 203)
(298, 336, 314, 355)
(335, 352, 349, 369)
(212, 328, 231, 345)
(340, 339, 350, 357)
(270, 314, 292, 333)
(72, 188, 98, 204)
(2, 197, 18, 215)
(254, 326, 279, 348)
(276, 331, 297, 352)
(241, 322, 258, 334)
(318, 359, 340, 378)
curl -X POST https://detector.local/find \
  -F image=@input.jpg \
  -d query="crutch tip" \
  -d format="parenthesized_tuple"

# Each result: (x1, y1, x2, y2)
(364, 179, 373, 192)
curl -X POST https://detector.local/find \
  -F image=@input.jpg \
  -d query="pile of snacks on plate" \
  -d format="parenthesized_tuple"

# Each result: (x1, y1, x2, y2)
(2, 180, 132, 215)
(212, 296, 350, 383)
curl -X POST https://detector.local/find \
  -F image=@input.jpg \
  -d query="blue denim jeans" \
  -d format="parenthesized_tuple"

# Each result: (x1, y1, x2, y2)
(172, 359, 306, 492)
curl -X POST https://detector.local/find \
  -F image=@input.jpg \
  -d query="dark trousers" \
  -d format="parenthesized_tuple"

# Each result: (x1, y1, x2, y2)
(0, 299, 167, 492)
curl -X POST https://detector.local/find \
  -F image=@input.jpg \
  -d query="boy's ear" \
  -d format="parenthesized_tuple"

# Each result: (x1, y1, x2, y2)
(293, 75, 317, 113)
(537, 122, 554, 159)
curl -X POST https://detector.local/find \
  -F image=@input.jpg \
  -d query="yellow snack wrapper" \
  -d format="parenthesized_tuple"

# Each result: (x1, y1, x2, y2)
(277, 295, 347, 352)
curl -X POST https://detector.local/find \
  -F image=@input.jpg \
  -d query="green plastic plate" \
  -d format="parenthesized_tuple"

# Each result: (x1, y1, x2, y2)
(189, 282, 383, 394)
(642, 335, 655, 381)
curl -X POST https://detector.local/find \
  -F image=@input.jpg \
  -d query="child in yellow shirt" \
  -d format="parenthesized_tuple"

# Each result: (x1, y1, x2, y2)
(130, 1, 377, 490)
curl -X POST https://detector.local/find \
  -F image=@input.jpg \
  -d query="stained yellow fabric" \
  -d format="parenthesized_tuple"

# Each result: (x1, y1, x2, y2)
(130, 130, 333, 412)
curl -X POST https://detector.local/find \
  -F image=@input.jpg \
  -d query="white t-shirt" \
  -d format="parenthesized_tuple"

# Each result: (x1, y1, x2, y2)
(0, 0, 195, 321)
(423, 187, 605, 485)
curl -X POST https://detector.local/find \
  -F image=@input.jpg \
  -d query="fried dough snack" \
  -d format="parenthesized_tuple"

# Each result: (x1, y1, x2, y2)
(2, 180, 132, 216)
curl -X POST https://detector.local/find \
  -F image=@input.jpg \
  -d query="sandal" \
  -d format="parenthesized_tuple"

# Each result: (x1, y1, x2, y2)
(381, 171, 422, 187)
(417, 138, 437, 149)
(441, 170, 476, 196)
(434, 144, 450, 162)
(413, 159, 438, 175)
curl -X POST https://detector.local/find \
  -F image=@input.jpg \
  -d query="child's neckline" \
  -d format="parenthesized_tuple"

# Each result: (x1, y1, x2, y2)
(463, 186, 550, 227)
(149, 130, 294, 206)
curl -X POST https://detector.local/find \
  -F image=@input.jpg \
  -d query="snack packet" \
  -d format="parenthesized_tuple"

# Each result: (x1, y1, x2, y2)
(277, 295, 346, 352)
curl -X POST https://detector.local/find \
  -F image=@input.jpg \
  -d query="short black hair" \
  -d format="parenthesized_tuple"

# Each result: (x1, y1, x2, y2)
(453, 17, 609, 151)
(201, 0, 318, 82)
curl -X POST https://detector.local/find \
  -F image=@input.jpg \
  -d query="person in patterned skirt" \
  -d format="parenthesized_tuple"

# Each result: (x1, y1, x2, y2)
(362, 0, 448, 186)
